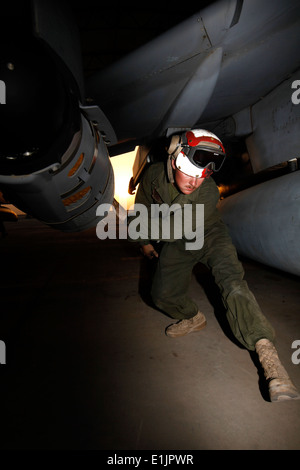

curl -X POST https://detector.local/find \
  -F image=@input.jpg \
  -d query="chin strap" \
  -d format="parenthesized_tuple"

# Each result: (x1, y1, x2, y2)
(202, 167, 213, 179)
(167, 155, 175, 184)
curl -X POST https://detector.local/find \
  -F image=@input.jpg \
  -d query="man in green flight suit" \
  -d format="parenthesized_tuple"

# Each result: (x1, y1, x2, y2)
(131, 128, 299, 403)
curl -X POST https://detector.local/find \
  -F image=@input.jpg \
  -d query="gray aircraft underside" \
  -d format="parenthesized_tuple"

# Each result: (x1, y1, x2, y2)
(0, 0, 299, 276)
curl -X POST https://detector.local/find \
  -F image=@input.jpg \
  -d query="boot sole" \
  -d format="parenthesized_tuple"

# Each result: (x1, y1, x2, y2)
(269, 379, 300, 402)
(166, 320, 207, 338)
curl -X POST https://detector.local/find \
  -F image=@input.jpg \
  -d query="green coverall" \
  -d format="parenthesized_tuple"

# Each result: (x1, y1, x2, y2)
(132, 162, 275, 351)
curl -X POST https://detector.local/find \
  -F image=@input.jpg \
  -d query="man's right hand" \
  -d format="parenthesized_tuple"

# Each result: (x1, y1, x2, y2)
(140, 244, 159, 260)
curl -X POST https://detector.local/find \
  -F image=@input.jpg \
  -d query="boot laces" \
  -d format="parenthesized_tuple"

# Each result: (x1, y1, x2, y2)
(257, 341, 288, 380)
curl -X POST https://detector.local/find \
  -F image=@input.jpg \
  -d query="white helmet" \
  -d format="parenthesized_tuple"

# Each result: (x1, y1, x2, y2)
(167, 129, 226, 179)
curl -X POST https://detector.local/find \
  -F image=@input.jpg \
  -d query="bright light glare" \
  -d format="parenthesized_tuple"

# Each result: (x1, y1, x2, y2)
(110, 148, 138, 210)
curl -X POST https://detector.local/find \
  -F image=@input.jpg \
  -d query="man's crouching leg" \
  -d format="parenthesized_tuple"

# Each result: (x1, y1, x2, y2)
(255, 339, 300, 402)
(150, 241, 207, 338)
(151, 290, 207, 338)
(165, 311, 207, 338)
(151, 282, 207, 338)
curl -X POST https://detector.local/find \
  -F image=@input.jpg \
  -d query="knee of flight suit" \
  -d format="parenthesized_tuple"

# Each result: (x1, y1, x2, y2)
(223, 279, 249, 297)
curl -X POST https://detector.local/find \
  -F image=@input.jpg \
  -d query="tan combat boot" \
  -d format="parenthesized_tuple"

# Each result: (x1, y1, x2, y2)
(165, 311, 207, 338)
(255, 339, 300, 402)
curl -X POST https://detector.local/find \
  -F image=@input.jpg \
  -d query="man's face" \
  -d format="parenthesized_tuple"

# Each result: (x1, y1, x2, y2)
(171, 159, 205, 195)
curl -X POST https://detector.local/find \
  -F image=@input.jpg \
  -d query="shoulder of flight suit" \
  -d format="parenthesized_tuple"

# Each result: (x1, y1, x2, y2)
(143, 162, 166, 187)
(135, 162, 166, 206)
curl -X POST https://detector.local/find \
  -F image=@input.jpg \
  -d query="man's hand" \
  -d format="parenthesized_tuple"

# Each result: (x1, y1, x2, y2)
(140, 243, 159, 260)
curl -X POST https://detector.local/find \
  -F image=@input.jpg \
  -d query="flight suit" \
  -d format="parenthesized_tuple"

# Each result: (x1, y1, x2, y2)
(132, 162, 275, 351)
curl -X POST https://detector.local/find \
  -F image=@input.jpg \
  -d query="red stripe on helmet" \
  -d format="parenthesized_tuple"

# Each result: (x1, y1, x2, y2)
(186, 131, 225, 153)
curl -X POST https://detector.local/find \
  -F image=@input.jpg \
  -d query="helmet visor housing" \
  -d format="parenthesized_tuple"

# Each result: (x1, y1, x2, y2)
(175, 147, 226, 179)
(175, 152, 210, 178)
(172, 129, 226, 179)
(187, 146, 226, 172)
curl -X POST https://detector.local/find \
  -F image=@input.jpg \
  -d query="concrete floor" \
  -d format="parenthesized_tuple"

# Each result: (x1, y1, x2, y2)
(0, 216, 300, 450)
